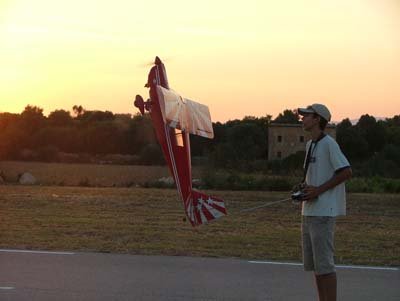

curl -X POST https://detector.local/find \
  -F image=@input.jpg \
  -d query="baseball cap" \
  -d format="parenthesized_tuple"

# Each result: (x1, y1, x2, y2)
(298, 103, 331, 122)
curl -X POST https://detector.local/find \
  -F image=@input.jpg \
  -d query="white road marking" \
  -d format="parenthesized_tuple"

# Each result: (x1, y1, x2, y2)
(0, 249, 74, 255)
(335, 264, 399, 271)
(249, 261, 399, 271)
(249, 261, 302, 266)
(0, 287, 15, 290)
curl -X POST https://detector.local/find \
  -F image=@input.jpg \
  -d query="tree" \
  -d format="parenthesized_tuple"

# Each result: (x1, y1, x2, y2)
(48, 110, 73, 126)
(357, 114, 376, 129)
(386, 115, 400, 127)
(227, 123, 265, 162)
(384, 115, 400, 146)
(32, 126, 79, 153)
(0, 112, 19, 131)
(336, 118, 352, 132)
(337, 127, 369, 160)
(72, 105, 84, 117)
(20, 105, 45, 132)
(80, 110, 114, 123)
(0, 123, 26, 159)
(139, 143, 165, 165)
(125, 114, 157, 155)
(15, 105, 46, 150)
(356, 114, 386, 154)
(84, 121, 122, 154)
(382, 144, 400, 167)
(272, 109, 300, 124)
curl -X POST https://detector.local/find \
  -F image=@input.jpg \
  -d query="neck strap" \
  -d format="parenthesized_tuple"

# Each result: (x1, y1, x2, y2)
(302, 133, 326, 182)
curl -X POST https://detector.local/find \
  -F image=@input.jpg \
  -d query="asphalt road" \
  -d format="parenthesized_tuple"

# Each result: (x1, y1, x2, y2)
(0, 249, 398, 301)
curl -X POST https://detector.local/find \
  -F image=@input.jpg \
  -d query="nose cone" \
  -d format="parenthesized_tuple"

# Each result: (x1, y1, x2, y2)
(155, 56, 162, 65)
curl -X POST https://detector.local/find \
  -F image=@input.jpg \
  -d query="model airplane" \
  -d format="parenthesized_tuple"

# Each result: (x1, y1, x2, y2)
(134, 56, 227, 226)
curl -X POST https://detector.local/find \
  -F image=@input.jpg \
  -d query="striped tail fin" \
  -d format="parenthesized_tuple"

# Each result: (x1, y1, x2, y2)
(186, 190, 227, 226)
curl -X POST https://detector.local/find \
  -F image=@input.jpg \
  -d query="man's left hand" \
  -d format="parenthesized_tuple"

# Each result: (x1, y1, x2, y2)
(302, 185, 321, 201)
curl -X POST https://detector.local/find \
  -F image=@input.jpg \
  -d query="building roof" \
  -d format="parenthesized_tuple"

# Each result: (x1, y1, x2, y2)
(269, 123, 336, 128)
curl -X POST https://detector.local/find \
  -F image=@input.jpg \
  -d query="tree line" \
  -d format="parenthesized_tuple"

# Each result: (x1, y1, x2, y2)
(0, 105, 399, 177)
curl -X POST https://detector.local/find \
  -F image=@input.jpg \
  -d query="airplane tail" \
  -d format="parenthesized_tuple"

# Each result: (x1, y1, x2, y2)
(185, 190, 227, 226)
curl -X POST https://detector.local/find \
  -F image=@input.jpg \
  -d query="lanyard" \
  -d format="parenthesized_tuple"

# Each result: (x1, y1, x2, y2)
(302, 133, 325, 183)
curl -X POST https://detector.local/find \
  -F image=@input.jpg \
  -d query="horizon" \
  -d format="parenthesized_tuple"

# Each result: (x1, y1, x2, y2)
(0, 105, 395, 125)
(1, 0, 399, 122)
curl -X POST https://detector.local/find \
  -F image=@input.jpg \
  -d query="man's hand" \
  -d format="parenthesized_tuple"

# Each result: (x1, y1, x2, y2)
(302, 167, 352, 201)
(302, 185, 321, 201)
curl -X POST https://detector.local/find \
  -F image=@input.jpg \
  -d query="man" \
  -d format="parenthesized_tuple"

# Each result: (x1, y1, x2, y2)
(297, 103, 352, 301)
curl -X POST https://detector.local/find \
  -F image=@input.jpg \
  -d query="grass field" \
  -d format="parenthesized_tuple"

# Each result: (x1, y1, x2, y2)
(0, 185, 398, 267)
(0, 161, 175, 187)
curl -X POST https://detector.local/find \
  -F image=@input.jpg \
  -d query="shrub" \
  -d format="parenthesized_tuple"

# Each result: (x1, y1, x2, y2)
(347, 177, 400, 193)
(143, 178, 176, 189)
(200, 169, 297, 191)
(139, 144, 165, 165)
(36, 145, 59, 162)
(78, 177, 90, 187)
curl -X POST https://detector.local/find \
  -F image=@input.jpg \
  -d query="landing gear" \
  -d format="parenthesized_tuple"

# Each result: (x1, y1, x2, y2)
(134, 95, 145, 115)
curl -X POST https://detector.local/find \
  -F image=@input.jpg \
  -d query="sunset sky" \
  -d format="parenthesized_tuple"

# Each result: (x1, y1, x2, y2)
(0, 0, 399, 122)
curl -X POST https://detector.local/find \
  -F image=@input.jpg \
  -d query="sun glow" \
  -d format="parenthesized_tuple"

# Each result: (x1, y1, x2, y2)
(1, 0, 399, 121)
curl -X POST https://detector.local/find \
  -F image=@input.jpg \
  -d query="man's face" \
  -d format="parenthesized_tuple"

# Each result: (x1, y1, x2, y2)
(301, 113, 320, 131)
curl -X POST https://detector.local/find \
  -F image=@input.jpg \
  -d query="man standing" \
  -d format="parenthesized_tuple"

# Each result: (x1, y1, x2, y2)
(297, 104, 352, 301)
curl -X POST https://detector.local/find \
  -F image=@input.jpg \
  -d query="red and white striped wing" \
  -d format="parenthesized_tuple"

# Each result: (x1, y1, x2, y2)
(156, 86, 214, 139)
(186, 190, 227, 226)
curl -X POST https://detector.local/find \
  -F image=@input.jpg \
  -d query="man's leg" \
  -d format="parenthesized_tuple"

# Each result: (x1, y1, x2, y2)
(314, 273, 324, 301)
(315, 272, 337, 301)
(315, 273, 337, 301)
(309, 217, 336, 301)
(302, 216, 315, 272)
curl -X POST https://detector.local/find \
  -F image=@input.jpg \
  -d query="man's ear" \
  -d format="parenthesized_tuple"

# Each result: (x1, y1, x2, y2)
(314, 114, 321, 123)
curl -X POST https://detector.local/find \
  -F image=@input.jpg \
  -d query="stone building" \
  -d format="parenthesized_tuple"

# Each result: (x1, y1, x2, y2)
(268, 123, 336, 160)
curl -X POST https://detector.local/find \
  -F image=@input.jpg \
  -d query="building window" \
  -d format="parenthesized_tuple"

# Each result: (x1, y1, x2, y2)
(277, 151, 282, 158)
(277, 135, 282, 142)
(300, 136, 304, 142)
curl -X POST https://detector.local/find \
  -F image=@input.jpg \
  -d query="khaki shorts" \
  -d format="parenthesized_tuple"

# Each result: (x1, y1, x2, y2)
(302, 216, 336, 275)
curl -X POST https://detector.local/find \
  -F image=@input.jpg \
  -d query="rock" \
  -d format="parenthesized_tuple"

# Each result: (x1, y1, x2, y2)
(19, 172, 37, 185)
(158, 177, 175, 186)
(192, 178, 202, 188)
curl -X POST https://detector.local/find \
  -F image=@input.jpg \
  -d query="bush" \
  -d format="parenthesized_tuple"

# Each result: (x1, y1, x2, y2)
(200, 169, 297, 191)
(200, 169, 399, 194)
(19, 148, 37, 161)
(78, 177, 90, 187)
(282, 151, 305, 170)
(143, 177, 176, 189)
(139, 144, 165, 165)
(347, 177, 400, 193)
(36, 145, 59, 162)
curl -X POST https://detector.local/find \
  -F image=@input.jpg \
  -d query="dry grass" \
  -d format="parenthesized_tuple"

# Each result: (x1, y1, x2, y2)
(0, 161, 178, 187)
(0, 185, 398, 266)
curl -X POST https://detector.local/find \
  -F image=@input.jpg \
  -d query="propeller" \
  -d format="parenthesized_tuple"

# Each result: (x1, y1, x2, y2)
(138, 56, 172, 68)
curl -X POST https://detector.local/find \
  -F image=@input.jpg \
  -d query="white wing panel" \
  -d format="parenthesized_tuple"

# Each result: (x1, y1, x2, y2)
(156, 86, 214, 139)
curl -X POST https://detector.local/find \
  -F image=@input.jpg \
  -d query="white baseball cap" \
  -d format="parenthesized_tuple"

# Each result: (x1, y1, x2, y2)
(298, 103, 331, 122)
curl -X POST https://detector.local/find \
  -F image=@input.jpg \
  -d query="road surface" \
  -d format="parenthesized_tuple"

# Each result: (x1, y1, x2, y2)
(0, 249, 398, 300)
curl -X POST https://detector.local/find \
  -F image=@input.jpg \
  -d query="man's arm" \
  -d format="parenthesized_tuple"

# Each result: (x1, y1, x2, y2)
(303, 167, 352, 201)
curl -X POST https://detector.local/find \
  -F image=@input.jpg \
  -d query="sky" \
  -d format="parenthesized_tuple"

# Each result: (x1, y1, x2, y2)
(0, 0, 399, 123)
